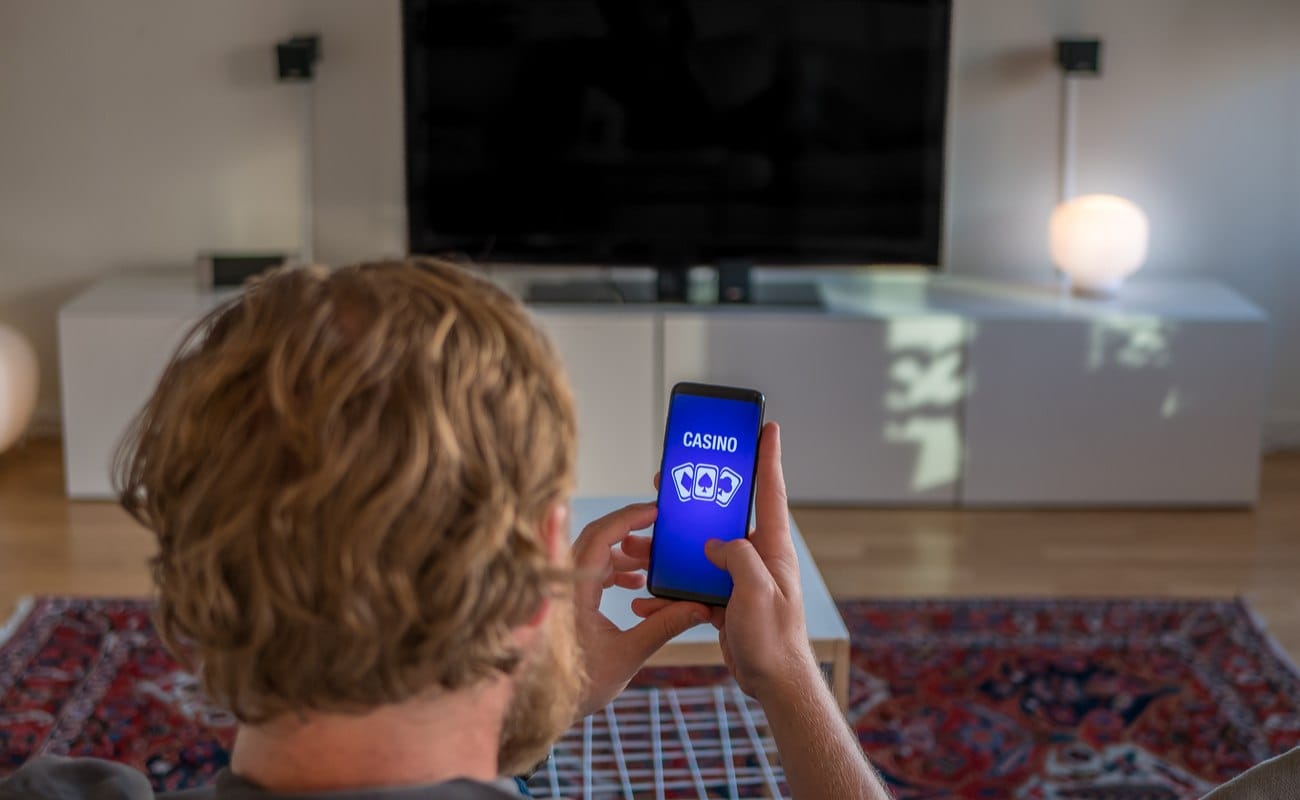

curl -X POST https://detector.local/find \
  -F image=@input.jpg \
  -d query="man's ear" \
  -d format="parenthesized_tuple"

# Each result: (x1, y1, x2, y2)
(540, 501, 569, 567)
(525, 501, 569, 630)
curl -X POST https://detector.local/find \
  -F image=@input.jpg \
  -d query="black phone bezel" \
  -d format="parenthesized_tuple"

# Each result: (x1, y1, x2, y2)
(647, 381, 766, 607)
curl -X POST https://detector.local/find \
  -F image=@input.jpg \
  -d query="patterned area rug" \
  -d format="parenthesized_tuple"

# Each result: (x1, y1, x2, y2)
(2, 597, 1298, 799)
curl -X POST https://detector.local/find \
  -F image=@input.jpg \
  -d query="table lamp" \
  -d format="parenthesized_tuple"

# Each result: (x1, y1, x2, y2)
(1051, 38, 1150, 296)
(1050, 193, 1150, 296)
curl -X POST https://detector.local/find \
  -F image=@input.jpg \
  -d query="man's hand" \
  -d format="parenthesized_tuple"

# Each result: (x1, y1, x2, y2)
(631, 421, 816, 701)
(570, 502, 710, 719)
(631, 423, 892, 799)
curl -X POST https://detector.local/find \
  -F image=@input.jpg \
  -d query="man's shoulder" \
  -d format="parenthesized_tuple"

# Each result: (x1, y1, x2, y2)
(1202, 746, 1300, 800)
(0, 757, 167, 800)
(1, 759, 521, 800)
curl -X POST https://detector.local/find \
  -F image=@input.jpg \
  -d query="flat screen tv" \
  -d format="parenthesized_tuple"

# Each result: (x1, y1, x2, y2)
(402, 0, 951, 274)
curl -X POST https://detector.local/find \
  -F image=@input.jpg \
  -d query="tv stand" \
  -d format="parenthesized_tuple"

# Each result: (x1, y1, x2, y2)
(523, 267, 823, 307)
(750, 280, 822, 306)
(525, 279, 657, 304)
(58, 269, 1266, 506)
(717, 262, 822, 307)
(511, 270, 1267, 505)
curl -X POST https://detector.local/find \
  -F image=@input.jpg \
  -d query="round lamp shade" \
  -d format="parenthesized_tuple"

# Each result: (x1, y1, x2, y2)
(0, 324, 39, 454)
(1050, 194, 1150, 296)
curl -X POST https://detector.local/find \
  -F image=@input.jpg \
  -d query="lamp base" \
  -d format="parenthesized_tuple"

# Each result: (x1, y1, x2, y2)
(1069, 279, 1124, 299)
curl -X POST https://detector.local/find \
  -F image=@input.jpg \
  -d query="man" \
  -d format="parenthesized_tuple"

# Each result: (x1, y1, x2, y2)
(0, 259, 888, 799)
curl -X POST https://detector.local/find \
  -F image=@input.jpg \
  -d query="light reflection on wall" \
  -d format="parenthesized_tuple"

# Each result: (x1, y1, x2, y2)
(883, 318, 968, 493)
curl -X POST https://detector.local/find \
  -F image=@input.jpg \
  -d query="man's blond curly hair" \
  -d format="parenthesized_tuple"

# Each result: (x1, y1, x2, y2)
(114, 258, 577, 724)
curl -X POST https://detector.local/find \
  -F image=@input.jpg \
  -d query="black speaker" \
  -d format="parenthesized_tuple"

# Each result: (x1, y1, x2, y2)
(717, 261, 753, 304)
(1056, 39, 1102, 76)
(197, 252, 291, 289)
(656, 265, 690, 303)
(276, 35, 320, 81)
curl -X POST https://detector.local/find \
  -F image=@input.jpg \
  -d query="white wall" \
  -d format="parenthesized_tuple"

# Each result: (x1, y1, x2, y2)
(1, 0, 1297, 444)
(0, 0, 405, 432)
(945, 0, 1300, 445)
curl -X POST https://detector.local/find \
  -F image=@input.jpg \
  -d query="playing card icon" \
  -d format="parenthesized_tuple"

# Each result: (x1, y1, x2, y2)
(670, 463, 694, 502)
(692, 464, 719, 501)
(715, 467, 743, 508)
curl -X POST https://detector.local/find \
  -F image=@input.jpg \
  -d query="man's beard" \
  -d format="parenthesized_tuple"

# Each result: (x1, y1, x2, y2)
(497, 596, 586, 776)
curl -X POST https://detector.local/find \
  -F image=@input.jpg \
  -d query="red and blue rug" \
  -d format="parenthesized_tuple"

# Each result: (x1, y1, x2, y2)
(2, 597, 1298, 798)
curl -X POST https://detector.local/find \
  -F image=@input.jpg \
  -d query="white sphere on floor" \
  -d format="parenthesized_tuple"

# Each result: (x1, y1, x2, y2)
(0, 324, 39, 454)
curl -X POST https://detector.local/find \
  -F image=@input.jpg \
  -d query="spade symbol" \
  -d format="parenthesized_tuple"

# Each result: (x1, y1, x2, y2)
(692, 464, 719, 501)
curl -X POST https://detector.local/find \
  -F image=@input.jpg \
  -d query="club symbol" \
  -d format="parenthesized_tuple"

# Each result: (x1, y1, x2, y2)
(715, 467, 743, 508)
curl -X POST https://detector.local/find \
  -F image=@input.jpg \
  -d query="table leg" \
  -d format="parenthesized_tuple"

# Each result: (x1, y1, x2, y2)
(832, 639, 850, 712)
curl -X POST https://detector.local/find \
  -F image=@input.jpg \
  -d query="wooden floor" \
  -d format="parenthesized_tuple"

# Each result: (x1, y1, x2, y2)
(3, 439, 1299, 659)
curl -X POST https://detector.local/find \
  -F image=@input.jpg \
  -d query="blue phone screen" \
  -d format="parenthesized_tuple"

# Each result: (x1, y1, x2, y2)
(650, 392, 763, 602)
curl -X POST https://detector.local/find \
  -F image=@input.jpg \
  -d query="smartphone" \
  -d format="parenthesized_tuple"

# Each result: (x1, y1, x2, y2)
(647, 382, 766, 606)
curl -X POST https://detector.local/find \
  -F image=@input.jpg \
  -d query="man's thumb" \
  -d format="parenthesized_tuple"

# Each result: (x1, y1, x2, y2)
(624, 602, 710, 661)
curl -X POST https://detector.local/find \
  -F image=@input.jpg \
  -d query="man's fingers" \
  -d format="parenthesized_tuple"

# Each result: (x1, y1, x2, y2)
(633, 597, 724, 630)
(631, 596, 676, 618)
(749, 422, 800, 587)
(619, 534, 652, 561)
(611, 548, 646, 573)
(753, 422, 790, 541)
(573, 502, 657, 571)
(621, 601, 710, 663)
(573, 503, 656, 610)
(652, 471, 661, 491)
(613, 571, 647, 590)
(709, 606, 726, 631)
(704, 538, 774, 592)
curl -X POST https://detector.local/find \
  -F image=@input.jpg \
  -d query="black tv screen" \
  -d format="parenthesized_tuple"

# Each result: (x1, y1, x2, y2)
(403, 0, 950, 268)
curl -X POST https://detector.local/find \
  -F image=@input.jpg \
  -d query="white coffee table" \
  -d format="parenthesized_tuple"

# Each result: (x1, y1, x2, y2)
(571, 497, 852, 710)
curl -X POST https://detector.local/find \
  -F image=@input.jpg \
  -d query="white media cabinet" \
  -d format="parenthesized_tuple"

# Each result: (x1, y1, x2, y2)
(59, 268, 1268, 505)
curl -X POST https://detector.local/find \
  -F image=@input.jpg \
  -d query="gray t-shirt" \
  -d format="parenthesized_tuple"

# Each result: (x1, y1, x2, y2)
(0, 758, 522, 800)
(1200, 747, 1300, 800)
